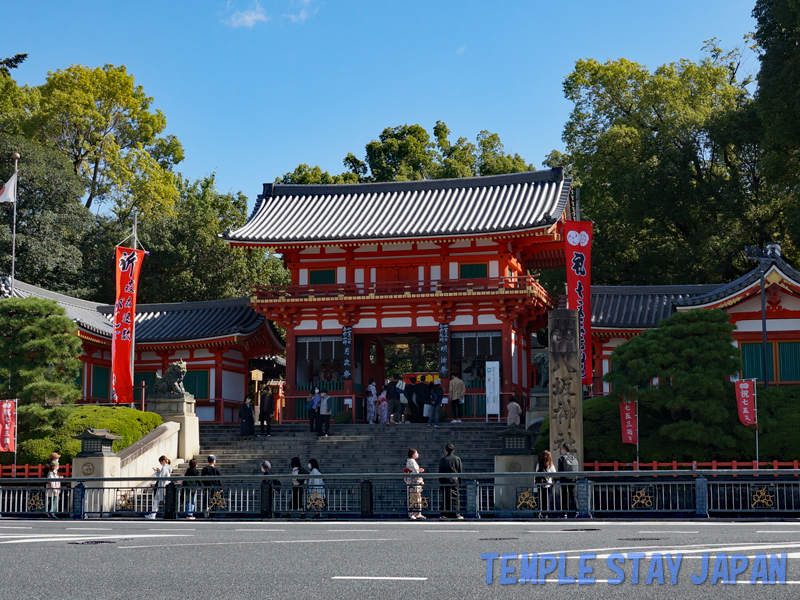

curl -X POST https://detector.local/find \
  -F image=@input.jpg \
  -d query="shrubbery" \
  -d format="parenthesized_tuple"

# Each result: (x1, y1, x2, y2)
(334, 409, 352, 424)
(0, 405, 163, 465)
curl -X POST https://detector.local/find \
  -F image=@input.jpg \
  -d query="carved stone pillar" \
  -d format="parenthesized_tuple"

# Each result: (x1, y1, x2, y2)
(548, 309, 583, 468)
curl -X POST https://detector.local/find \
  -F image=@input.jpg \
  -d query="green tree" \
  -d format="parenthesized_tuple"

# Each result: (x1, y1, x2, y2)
(282, 121, 535, 184)
(0, 297, 82, 405)
(24, 64, 184, 215)
(0, 135, 94, 296)
(554, 41, 789, 285)
(604, 309, 743, 461)
(134, 175, 289, 304)
(0, 53, 27, 76)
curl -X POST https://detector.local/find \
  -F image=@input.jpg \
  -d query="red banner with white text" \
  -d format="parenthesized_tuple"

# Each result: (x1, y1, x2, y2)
(111, 246, 144, 403)
(620, 399, 638, 445)
(735, 379, 757, 428)
(0, 399, 17, 452)
(565, 221, 593, 385)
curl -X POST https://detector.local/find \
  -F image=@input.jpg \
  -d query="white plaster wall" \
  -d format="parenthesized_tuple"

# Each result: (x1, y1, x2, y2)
(452, 315, 474, 326)
(326, 246, 345, 254)
(140, 351, 159, 361)
(511, 331, 519, 384)
(171, 350, 190, 360)
(431, 265, 441, 282)
(296, 320, 318, 330)
(224, 350, 243, 361)
(321, 319, 341, 329)
(194, 349, 213, 358)
(354, 268, 364, 283)
(417, 317, 437, 327)
(299, 269, 309, 285)
(489, 261, 499, 277)
(354, 318, 378, 329)
(196, 406, 215, 422)
(382, 317, 412, 328)
(209, 370, 215, 397)
(735, 318, 800, 332)
(223, 370, 245, 400)
(300, 247, 321, 254)
(337, 266, 346, 283)
(476, 239, 496, 247)
(449, 263, 458, 279)
(478, 314, 502, 324)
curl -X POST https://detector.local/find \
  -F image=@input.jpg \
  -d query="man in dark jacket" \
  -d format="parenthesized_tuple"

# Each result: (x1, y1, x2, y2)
(200, 455, 222, 517)
(386, 374, 403, 424)
(438, 443, 463, 519)
(258, 390, 275, 437)
(558, 443, 578, 514)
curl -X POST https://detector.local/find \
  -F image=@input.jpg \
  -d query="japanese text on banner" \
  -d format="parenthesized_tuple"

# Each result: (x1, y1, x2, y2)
(111, 246, 145, 403)
(619, 399, 637, 445)
(735, 380, 757, 428)
(0, 399, 17, 452)
(565, 221, 593, 386)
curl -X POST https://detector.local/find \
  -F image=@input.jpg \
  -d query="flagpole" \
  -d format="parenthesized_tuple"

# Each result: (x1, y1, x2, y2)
(130, 208, 138, 408)
(635, 398, 640, 470)
(13, 399, 18, 478)
(10, 152, 18, 296)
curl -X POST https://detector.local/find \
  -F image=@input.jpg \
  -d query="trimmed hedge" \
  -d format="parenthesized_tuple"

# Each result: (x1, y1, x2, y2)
(334, 409, 352, 424)
(0, 405, 163, 466)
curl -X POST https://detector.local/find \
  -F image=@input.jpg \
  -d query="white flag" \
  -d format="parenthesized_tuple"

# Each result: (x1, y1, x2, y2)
(0, 172, 16, 203)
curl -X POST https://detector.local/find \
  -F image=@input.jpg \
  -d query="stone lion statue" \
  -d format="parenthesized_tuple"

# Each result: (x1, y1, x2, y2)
(532, 352, 549, 390)
(153, 360, 188, 395)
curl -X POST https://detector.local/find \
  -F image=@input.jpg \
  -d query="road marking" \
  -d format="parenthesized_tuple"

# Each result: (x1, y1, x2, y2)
(638, 530, 698, 534)
(118, 538, 392, 549)
(235, 529, 285, 532)
(0, 534, 192, 545)
(757, 530, 800, 533)
(149, 528, 196, 531)
(66, 527, 113, 531)
(327, 529, 380, 532)
(0, 526, 32, 529)
(527, 530, 586, 534)
(332, 576, 427, 581)
(423, 530, 478, 533)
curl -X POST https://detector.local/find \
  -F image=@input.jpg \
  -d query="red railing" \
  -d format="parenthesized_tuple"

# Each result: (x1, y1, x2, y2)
(254, 276, 549, 301)
(1, 464, 72, 478)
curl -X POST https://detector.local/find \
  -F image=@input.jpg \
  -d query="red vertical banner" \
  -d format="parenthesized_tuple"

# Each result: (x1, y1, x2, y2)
(565, 221, 593, 385)
(735, 380, 757, 427)
(112, 246, 144, 403)
(0, 399, 17, 452)
(620, 399, 637, 445)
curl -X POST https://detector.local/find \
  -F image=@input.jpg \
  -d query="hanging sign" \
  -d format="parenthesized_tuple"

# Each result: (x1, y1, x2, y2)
(619, 399, 637, 445)
(735, 379, 757, 428)
(438, 322, 450, 379)
(485, 360, 500, 418)
(341, 326, 353, 381)
(0, 399, 16, 452)
(111, 246, 145, 403)
(565, 221, 593, 386)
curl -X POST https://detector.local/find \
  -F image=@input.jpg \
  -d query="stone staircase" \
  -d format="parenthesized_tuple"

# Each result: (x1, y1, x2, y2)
(185, 422, 510, 477)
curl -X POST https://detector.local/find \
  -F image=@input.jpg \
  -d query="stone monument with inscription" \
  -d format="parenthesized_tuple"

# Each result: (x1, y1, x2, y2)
(548, 309, 583, 468)
(146, 360, 200, 460)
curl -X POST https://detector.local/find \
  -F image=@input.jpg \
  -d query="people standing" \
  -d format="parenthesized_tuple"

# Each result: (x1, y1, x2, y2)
(535, 450, 556, 512)
(506, 395, 522, 426)
(45, 461, 61, 518)
(415, 375, 431, 419)
(438, 443, 463, 519)
(183, 458, 200, 520)
(261, 461, 280, 518)
(307, 387, 322, 432)
(449, 374, 466, 423)
(258, 389, 275, 438)
(405, 448, 426, 520)
(427, 379, 444, 428)
(307, 458, 326, 518)
(316, 391, 331, 437)
(147, 455, 172, 519)
(378, 387, 389, 424)
(366, 378, 378, 424)
(557, 443, 579, 514)
(240, 397, 255, 440)
(386, 374, 403, 424)
(201, 454, 222, 518)
(290, 456, 309, 518)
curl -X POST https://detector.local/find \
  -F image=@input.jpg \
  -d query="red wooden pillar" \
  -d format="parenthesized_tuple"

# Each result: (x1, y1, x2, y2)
(285, 329, 297, 420)
(213, 349, 224, 423)
(501, 319, 513, 395)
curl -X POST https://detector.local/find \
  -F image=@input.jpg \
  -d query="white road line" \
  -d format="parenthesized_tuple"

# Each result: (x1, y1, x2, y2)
(527, 531, 586, 534)
(149, 528, 196, 531)
(757, 530, 800, 534)
(235, 529, 285, 532)
(423, 530, 478, 533)
(638, 531, 699, 534)
(66, 527, 113, 531)
(273, 538, 391, 543)
(326, 530, 380, 532)
(118, 538, 392, 549)
(0, 526, 32, 529)
(332, 576, 427, 581)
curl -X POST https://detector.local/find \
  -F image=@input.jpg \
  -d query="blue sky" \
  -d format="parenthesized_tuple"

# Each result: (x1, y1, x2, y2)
(5, 1, 757, 212)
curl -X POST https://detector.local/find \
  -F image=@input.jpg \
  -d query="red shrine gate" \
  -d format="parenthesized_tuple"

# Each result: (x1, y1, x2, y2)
(224, 169, 575, 421)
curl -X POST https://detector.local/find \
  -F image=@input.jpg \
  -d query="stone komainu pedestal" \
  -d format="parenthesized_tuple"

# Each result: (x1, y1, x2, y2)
(71, 428, 122, 517)
(548, 309, 583, 468)
(146, 360, 200, 460)
(493, 426, 537, 513)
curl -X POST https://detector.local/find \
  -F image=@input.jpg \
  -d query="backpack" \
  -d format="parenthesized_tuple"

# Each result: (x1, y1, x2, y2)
(296, 467, 310, 484)
(559, 453, 579, 472)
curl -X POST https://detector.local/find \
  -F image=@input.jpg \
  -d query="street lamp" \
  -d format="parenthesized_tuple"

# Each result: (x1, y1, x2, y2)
(744, 243, 781, 388)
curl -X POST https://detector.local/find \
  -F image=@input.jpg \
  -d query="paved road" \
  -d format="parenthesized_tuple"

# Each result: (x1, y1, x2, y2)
(3, 518, 800, 599)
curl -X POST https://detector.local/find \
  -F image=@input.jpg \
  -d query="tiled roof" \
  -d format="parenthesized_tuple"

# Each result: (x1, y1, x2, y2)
(0, 276, 283, 348)
(592, 284, 721, 329)
(223, 168, 572, 245)
(675, 256, 800, 307)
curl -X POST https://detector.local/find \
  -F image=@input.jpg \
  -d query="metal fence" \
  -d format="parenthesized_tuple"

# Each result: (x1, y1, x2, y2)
(3, 471, 800, 519)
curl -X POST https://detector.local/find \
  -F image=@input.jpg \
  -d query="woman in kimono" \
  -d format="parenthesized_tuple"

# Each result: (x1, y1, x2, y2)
(378, 386, 389, 425)
(405, 448, 425, 520)
(366, 379, 378, 424)
(307, 458, 326, 518)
